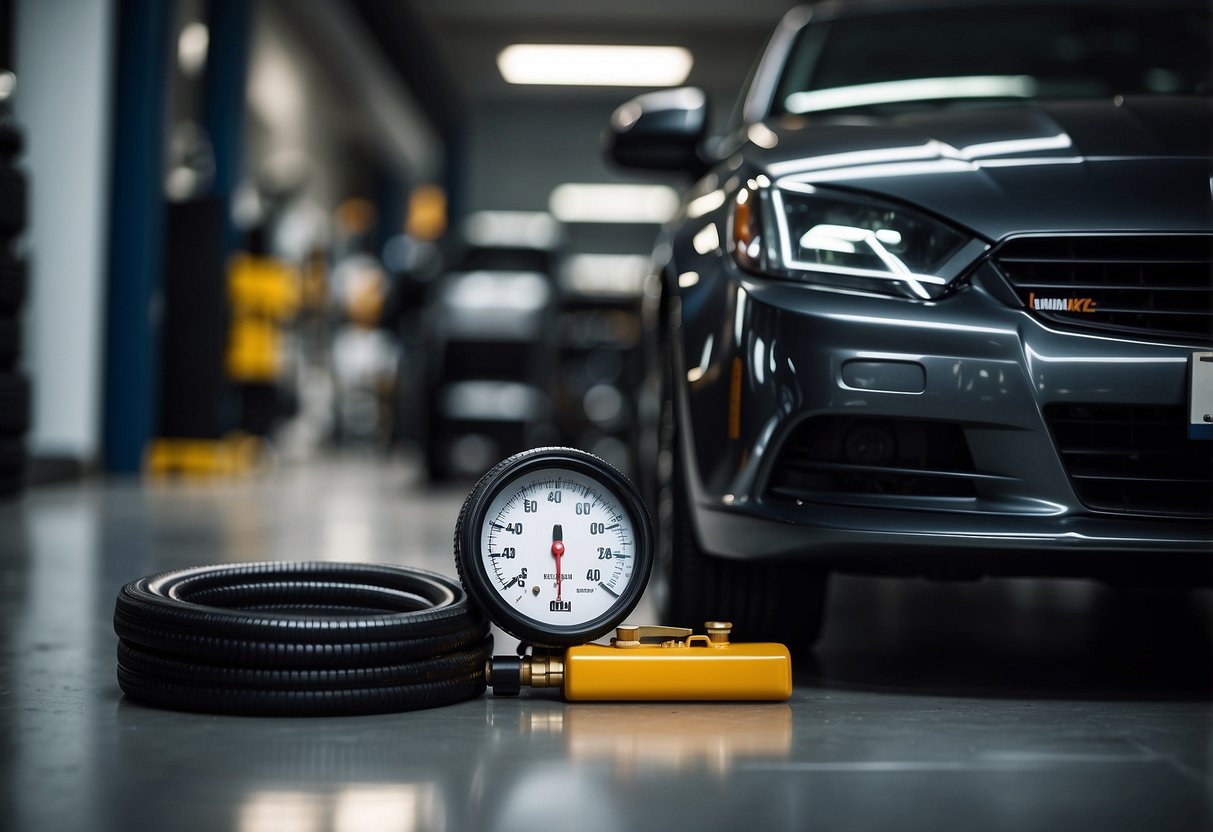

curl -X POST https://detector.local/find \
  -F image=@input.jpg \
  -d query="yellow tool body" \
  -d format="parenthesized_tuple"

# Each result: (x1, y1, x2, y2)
(488, 622, 792, 702)
(564, 639, 792, 701)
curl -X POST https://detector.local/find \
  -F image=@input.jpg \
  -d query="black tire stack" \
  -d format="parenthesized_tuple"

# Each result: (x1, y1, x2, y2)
(0, 103, 29, 497)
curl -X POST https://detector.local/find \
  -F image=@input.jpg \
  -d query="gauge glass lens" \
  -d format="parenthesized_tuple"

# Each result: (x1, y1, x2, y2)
(478, 468, 637, 629)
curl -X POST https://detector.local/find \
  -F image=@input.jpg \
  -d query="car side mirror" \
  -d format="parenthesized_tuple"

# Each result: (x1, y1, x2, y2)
(605, 87, 709, 173)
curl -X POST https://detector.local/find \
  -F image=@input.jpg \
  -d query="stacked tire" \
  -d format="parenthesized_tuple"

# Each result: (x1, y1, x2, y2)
(0, 106, 29, 497)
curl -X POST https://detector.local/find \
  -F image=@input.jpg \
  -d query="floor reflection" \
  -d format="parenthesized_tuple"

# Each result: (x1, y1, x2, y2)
(238, 784, 442, 832)
(523, 703, 792, 774)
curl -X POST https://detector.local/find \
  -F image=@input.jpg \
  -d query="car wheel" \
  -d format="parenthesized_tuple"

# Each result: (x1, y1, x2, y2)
(657, 355, 828, 650)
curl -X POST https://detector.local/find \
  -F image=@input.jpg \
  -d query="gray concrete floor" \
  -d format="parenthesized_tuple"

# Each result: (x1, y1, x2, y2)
(1, 453, 1210, 831)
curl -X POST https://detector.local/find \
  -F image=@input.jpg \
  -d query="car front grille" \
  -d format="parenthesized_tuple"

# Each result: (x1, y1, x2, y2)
(765, 416, 983, 504)
(993, 235, 1213, 345)
(1044, 403, 1213, 516)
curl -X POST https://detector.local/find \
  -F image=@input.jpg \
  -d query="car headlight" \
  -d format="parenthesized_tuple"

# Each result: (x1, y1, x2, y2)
(731, 182, 974, 300)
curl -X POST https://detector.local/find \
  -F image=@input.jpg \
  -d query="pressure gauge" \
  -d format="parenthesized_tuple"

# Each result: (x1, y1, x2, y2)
(454, 447, 653, 647)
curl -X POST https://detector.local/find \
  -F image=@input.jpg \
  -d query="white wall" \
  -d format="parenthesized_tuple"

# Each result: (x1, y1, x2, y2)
(13, 0, 114, 463)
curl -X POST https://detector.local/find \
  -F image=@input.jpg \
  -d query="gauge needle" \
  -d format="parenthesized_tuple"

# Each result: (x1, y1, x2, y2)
(552, 524, 564, 602)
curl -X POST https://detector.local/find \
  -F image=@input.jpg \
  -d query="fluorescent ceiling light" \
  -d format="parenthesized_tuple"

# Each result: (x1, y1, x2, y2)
(562, 254, 650, 297)
(785, 75, 1037, 114)
(498, 44, 693, 87)
(550, 183, 679, 224)
(443, 272, 552, 313)
(463, 210, 562, 250)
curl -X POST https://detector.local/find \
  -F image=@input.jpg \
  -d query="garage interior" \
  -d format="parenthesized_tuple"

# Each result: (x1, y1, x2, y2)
(1, 1, 1210, 830)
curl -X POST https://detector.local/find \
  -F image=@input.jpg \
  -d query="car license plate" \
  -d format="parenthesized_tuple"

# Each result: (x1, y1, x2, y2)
(1191, 351, 1213, 439)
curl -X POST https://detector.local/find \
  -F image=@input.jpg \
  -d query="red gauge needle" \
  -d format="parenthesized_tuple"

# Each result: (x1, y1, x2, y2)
(552, 524, 564, 602)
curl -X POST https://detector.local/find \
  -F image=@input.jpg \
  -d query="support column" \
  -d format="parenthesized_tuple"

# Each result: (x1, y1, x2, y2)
(102, 0, 170, 473)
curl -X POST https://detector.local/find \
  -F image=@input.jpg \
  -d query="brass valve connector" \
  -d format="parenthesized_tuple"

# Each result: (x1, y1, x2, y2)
(704, 621, 733, 645)
(487, 651, 564, 696)
(523, 652, 565, 689)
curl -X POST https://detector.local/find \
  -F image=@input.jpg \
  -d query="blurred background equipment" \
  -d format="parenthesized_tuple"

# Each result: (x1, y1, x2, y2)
(419, 211, 561, 480)
(8, 0, 791, 484)
(145, 196, 230, 476)
(225, 239, 300, 435)
(328, 196, 397, 447)
(553, 253, 647, 477)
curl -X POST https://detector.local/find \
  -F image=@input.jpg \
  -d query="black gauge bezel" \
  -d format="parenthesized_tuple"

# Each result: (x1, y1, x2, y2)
(454, 447, 654, 647)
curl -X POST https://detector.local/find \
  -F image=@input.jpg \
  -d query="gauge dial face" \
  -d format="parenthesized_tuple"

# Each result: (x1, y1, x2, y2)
(456, 449, 653, 646)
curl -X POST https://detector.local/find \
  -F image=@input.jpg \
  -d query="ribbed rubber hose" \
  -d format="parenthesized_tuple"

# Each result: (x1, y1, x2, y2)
(114, 562, 492, 715)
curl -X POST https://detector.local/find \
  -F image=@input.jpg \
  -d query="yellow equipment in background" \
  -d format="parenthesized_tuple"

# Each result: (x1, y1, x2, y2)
(225, 253, 300, 382)
(145, 432, 267, 478)
(146, 253, 299, 477)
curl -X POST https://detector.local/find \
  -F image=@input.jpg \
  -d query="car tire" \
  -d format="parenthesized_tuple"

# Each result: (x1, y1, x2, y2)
(658, 352, 828, 650)
(664, 439, 829, 650)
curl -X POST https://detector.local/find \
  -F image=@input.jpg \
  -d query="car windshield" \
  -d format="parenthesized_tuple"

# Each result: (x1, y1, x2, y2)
(772, 4, 1212, 116)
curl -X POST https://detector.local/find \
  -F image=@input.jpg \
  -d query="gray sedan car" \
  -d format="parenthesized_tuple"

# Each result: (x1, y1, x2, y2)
(607, 0, 1212, 646)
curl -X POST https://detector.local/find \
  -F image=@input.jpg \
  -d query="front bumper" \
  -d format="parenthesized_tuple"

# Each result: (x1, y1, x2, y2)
(671, 253, 1212, 572)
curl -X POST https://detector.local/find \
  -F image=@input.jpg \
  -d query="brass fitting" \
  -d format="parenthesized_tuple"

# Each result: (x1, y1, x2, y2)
(704, 621, 733, 646)
(612, 625, 692, 648)
(487, 651, 565, 695)
(523, 652, 565, 689)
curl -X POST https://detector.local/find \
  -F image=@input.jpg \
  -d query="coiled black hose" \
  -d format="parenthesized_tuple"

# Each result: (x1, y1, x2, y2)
(113, 562, 492, 715)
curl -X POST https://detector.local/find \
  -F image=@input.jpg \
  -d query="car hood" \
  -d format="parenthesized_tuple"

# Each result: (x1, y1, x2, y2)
(753, 97, 1213, 240)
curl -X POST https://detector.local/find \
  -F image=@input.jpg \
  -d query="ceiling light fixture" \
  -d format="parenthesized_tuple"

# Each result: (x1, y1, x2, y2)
(549, 183, 680, 224)
(497, 44, 693, 87)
